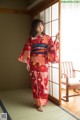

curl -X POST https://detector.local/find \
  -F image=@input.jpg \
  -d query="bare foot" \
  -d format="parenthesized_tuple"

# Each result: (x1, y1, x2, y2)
(37, 106, 44, 112)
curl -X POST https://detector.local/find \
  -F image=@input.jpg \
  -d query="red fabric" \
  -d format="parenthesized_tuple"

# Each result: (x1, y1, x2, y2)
(18, 34, 59, 106)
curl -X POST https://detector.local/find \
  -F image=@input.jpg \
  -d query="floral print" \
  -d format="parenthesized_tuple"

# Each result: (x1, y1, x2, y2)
(18, 34, 59, 106)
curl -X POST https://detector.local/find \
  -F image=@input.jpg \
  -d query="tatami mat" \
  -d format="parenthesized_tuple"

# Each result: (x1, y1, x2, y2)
(0, 107, 3, 113)
(0, 88, 79, 120)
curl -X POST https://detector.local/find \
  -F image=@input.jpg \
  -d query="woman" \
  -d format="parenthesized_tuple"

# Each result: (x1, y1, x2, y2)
(18, 19, 59, 112)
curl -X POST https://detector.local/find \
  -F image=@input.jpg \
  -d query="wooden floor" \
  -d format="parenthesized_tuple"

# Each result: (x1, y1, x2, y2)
(61, 89, 80, 119)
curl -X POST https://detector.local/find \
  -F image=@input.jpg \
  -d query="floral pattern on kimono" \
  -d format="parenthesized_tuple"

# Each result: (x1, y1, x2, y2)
(18, 34, 59, 106)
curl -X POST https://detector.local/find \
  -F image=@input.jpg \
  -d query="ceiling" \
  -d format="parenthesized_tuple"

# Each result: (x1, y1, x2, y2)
(0, 0, 43, 10)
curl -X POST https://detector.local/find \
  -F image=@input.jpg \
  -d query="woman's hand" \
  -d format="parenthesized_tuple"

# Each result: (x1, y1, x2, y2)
(26, 63, 30, 71)
(55, 32, 60, 42)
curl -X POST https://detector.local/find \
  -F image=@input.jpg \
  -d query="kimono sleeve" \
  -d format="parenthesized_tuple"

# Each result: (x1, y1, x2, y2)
(48, 37, 59, 63)
(18, 37, 31, 65)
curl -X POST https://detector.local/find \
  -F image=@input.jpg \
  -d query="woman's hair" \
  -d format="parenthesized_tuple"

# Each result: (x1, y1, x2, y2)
(30, 19, 45, 37)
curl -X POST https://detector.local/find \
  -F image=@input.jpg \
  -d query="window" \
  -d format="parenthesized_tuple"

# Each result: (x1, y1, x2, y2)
(40, 2, 59, 40)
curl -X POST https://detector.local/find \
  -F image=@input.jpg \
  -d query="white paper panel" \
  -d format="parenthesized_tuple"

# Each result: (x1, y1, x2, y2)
(45, 7, 51, 23)
(48, 66, 51, 81)
(52, 36, 56, 41)
(52, 20, 58, 36)
(52, 68, 59, 84)
(40, 11, 44, 22)
(52, 2, 59, 20)
(45, 23, 51, 36)
(52, 63, 59, 68)
(53, 83, 59, 99)
(49, 81, 53, 96)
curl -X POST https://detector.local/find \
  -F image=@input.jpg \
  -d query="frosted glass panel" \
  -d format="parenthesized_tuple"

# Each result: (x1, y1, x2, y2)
(40, 11, 44, 22)
(52, 20, 58, 36)
(45, 23, 51, 36)
(45, 7, 51, 23)
(49, 82, 53, 96)
(53, 83, 59, 99)
(52, 2, 59, 20)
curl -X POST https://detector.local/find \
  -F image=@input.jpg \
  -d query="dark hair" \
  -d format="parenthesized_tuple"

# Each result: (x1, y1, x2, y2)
(30, 19, 45, 37)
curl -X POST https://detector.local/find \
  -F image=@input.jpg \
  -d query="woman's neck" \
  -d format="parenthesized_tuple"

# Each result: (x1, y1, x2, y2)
(36, 32, 43, 37)
(37, 33, 41, 35)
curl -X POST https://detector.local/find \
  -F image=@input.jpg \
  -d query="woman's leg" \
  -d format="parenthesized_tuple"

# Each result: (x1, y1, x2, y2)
(30, 63, 48, 112)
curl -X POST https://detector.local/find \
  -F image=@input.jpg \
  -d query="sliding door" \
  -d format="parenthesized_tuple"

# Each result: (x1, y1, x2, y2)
(34, 0, 61, 105)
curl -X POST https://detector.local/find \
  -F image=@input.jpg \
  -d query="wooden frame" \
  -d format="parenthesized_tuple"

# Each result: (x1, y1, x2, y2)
(30, 0, 59, 17)
(0, 8, 29, 15)
(0, 0, 58, 15)
(48, 65, 60, 105)
(61, 61, 80, 102)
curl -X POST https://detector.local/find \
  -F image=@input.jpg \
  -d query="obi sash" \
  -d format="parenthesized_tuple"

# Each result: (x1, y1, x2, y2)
(31, 44, 48, 54)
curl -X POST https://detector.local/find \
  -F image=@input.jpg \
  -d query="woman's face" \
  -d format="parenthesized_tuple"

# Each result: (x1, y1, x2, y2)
(36, 22, 44, 34)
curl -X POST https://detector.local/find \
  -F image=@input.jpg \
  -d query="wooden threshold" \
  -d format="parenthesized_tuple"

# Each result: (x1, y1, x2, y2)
(49, 94, 60, 105)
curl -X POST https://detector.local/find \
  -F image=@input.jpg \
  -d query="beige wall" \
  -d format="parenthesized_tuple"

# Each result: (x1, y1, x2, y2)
(0, 13, 31, 91)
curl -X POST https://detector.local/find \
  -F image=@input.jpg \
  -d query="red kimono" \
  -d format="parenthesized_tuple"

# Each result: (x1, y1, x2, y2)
(18, 34, 59, 106)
